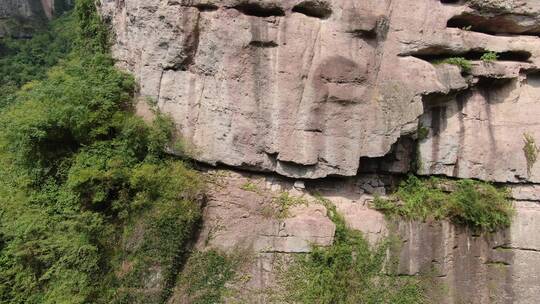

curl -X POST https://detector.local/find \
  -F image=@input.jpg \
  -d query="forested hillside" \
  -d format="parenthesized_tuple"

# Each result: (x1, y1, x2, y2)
(0, 1, 204, 302)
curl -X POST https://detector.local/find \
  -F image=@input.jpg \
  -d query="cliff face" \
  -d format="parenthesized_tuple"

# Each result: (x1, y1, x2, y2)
(100, 0, 540, 303)
(187, 171, 540, 304)
(101, 0, 540, 181)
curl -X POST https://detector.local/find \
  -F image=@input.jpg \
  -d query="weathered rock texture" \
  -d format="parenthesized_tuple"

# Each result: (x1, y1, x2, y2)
(99, 0, 540, 303)
(176, 170, 540, 304)
(100, 0, 540, 181)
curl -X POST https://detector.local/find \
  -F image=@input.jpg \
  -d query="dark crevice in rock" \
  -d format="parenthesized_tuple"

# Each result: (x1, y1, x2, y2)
(493, 245, 540, 253)
(498, 51, 533, 62)
(292, 1, 332, 19)
(232, 2, 285, 17)
(447, 13, 540, 36)
(348, 29, 377, 40)
(409, 50, 532, 63)
(476, 77, 514, 91)
(249, 41, 278, 48)
(484, 260, 511, 266)
(303, 128, 323, 133)
(194, 160, 299, 182)
(358, 136, 415, 175)
(194, 3, 218, 12)
(168, 1, 218, 11)
(440, 0, 461, 4)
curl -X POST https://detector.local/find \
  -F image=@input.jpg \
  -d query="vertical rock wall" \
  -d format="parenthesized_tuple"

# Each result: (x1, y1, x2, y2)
(99, 0, 540, 303)
(185, 170, 540, 304)
(100, 0, 540, 180)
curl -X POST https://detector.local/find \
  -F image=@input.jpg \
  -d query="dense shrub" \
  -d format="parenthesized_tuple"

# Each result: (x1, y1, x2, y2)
(0, 1, 204, 303)
(0, 15, 74, 108)
(374, 175, 514, 231)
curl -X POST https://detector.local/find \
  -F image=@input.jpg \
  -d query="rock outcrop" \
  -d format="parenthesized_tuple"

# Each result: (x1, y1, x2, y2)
(100, 0, 540, 180)
(99, 0, 540, 303)
(178, 170, 540, 304)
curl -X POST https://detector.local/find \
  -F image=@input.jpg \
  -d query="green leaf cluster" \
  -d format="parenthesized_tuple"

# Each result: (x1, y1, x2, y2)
(0, 1, 204, 303)
(480, 51, 499, 62)
(272, 192, 308, 219)
(434, 57, 472, 73)
(374, 175, 514, 231)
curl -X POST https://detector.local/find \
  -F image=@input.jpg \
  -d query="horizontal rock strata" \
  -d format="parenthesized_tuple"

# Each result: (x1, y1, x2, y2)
(178, 170, 540, 304)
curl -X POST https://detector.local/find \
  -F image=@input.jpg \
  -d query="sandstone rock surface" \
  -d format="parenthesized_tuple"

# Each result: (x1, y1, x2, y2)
(176, 170, 540, 304)
(101, 0, 540, 181)
(195, 170, 335, 253)
(98, 0, 449, 178)
(98, 1, 540, 302)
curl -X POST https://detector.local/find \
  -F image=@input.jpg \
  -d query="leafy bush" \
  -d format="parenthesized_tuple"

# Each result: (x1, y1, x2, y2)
(434, 57, 472, 73)
(277, 197, 428, 304)
(374, 175, 514, 231)
(0, 1, 205, 303)
(0, 14, 75, 108)
(480, 51, 499, 62)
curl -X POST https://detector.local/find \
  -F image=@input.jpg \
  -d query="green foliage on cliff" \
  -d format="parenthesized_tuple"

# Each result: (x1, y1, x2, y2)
(434, 57, 472, 73)
(277, 197, 428, 304)
(481, 51, 499, 62)
(0, 1, 204, 303)
(74, 0, 108, 53)
(523, 133, 539, 176)
(374, 175, 514, 231)
(177, 250, 239, 304)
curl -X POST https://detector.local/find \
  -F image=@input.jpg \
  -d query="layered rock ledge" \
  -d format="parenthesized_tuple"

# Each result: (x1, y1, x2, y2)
(184, 169, 540, 304)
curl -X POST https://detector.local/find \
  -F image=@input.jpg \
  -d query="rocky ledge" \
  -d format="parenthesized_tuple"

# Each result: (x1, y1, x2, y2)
(178, 169, 540, 304)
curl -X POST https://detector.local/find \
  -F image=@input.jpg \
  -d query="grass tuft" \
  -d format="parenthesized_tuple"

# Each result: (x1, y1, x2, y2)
(480, 51, 499, 62)
(433, 57, 472, 73)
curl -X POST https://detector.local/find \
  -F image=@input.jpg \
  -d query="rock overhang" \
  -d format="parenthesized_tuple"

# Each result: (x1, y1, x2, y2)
(100, 0, 540, 182)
